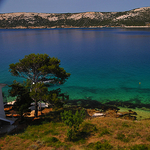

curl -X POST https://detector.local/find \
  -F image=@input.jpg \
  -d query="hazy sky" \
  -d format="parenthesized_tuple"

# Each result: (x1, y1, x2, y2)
(0, 0, 150, 13)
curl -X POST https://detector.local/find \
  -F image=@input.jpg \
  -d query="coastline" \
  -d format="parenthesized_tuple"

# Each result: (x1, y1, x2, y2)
(1, 26, 150, 120)
(0, 25, 150, 29)
(5, 100, 150, 120)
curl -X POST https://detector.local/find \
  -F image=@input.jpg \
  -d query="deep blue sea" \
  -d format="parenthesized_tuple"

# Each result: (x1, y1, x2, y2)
(1, 28, 150, 104)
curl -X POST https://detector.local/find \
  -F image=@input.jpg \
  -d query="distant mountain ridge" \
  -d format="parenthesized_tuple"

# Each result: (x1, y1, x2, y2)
(0, 7, 150, 28)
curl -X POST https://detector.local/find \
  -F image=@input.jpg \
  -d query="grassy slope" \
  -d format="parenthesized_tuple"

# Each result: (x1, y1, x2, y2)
(0, 109, 150, 150)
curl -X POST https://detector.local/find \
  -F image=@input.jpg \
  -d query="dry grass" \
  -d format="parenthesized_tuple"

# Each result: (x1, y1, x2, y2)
(86, 117, 150, 146)
(0, 108, 150, 150)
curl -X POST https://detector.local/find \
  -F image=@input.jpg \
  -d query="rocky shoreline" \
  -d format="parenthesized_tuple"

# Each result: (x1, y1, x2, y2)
(0, 26, 150, 29)
(64, 99, 150, 120)
(5, 99, 150, 120)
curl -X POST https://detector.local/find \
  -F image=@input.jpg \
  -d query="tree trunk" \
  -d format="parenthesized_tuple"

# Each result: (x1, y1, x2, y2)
(34, 100, 38, 117)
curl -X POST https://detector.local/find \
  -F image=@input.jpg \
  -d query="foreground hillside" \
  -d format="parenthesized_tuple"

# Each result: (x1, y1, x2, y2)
(0, 7, 150, 28)
(0, 108, 150, 150)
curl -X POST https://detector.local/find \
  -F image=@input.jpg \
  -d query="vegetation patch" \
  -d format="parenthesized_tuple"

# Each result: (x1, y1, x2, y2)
(61, 109, 85, 141)
(130, 144, 149, 150)
(87, 141, 113, 150)
(42, 136, 63, 148)
(1, 113, 150, 149)
(146, 135, 150, 141)
(122, 122, 130, 127)
(98, 127, 111, 137)
(116, 133, 130, 143)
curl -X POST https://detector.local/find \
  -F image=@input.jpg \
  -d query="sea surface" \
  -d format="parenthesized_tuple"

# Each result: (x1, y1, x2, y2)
(1, 28, 150, 105)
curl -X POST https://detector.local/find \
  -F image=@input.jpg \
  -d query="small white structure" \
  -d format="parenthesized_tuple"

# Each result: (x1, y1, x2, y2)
(0, 83, 14, 125)
(92, 113, 105, 117)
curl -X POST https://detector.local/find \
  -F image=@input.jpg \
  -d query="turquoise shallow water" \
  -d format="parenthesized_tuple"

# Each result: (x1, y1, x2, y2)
(0, 28, 150, 105)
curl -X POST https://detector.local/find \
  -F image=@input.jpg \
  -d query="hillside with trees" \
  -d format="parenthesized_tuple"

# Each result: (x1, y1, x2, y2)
(0, 7, 150, 28)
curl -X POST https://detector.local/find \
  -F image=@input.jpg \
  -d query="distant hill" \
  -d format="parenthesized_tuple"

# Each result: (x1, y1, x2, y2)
(0, 7, 150, 28)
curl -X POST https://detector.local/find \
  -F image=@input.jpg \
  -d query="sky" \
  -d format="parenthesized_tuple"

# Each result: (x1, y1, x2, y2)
(0, 0, 150, 14)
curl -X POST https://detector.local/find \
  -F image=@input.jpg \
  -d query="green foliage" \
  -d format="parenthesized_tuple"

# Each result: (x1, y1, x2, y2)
(116, 19, 146, 26)
(117, 145, 126, 150)
(122, 122, 130, 127)
(115, 11, 128, 17)
(43, 136, 59, 143)
(19, 122, 60, 141)
(30, 82, 48, 102)
(81, 122, 98, 134)
(66, 129, 74, 141)
(61, 109, 85, 141)
(130, 144, 148, 150)
(87, 141, 113, 150)
(61, 109, 85, 130)
(42, 136, 66, 148)
(9, 53, 70, 85)
(32, 15, 54, 27)
(146, 135, 150, 141)
(9, 53, 70, 117)
(116, 133, 130, 143)
(98, 128, 111, 137)
(9, 80, 32, 117)
(46, 88, 69, 108)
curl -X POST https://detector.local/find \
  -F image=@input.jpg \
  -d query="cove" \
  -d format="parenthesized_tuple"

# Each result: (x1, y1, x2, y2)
(0, 28, 150, 106)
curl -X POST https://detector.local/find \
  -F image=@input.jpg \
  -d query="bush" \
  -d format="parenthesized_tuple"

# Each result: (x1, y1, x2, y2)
(130, 144, 148, 150)
(81, 122, 98, 134)
(61, 109, 85, 141)
(116, 133, 130, 143)
(146, 135, 150, 141)
(99, 128, 111, 137)
(87, 141, 113, 150)
(43, 136, 59, 147)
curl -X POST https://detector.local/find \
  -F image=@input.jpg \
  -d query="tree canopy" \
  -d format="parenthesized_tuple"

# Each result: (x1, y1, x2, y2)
(9, 53, 70, 85)
(9, 53, 71, 117)
(9, 80, 32, 119)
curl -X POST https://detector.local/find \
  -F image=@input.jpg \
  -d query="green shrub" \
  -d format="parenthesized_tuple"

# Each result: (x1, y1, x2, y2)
(99, 128, 111, 137)
(19, 132, 38, 141)
(66, 129, 75, 141)
(117, 145, 126, 150)
(130, 144, 148, 150)
(87, 141, 113, 150)
(42, 136, 63, 147)
(46, 139, 66, 148)
(61, 109, 85, 141)
(122, 122, 129, 127)
(95, 141, 113, 150)
(81, 122, 98, 133)
(146, 135, 150, 141)
(116, 133, 130, 143)
(43, 136, 59, 143)
(135, 132, 141, 137)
